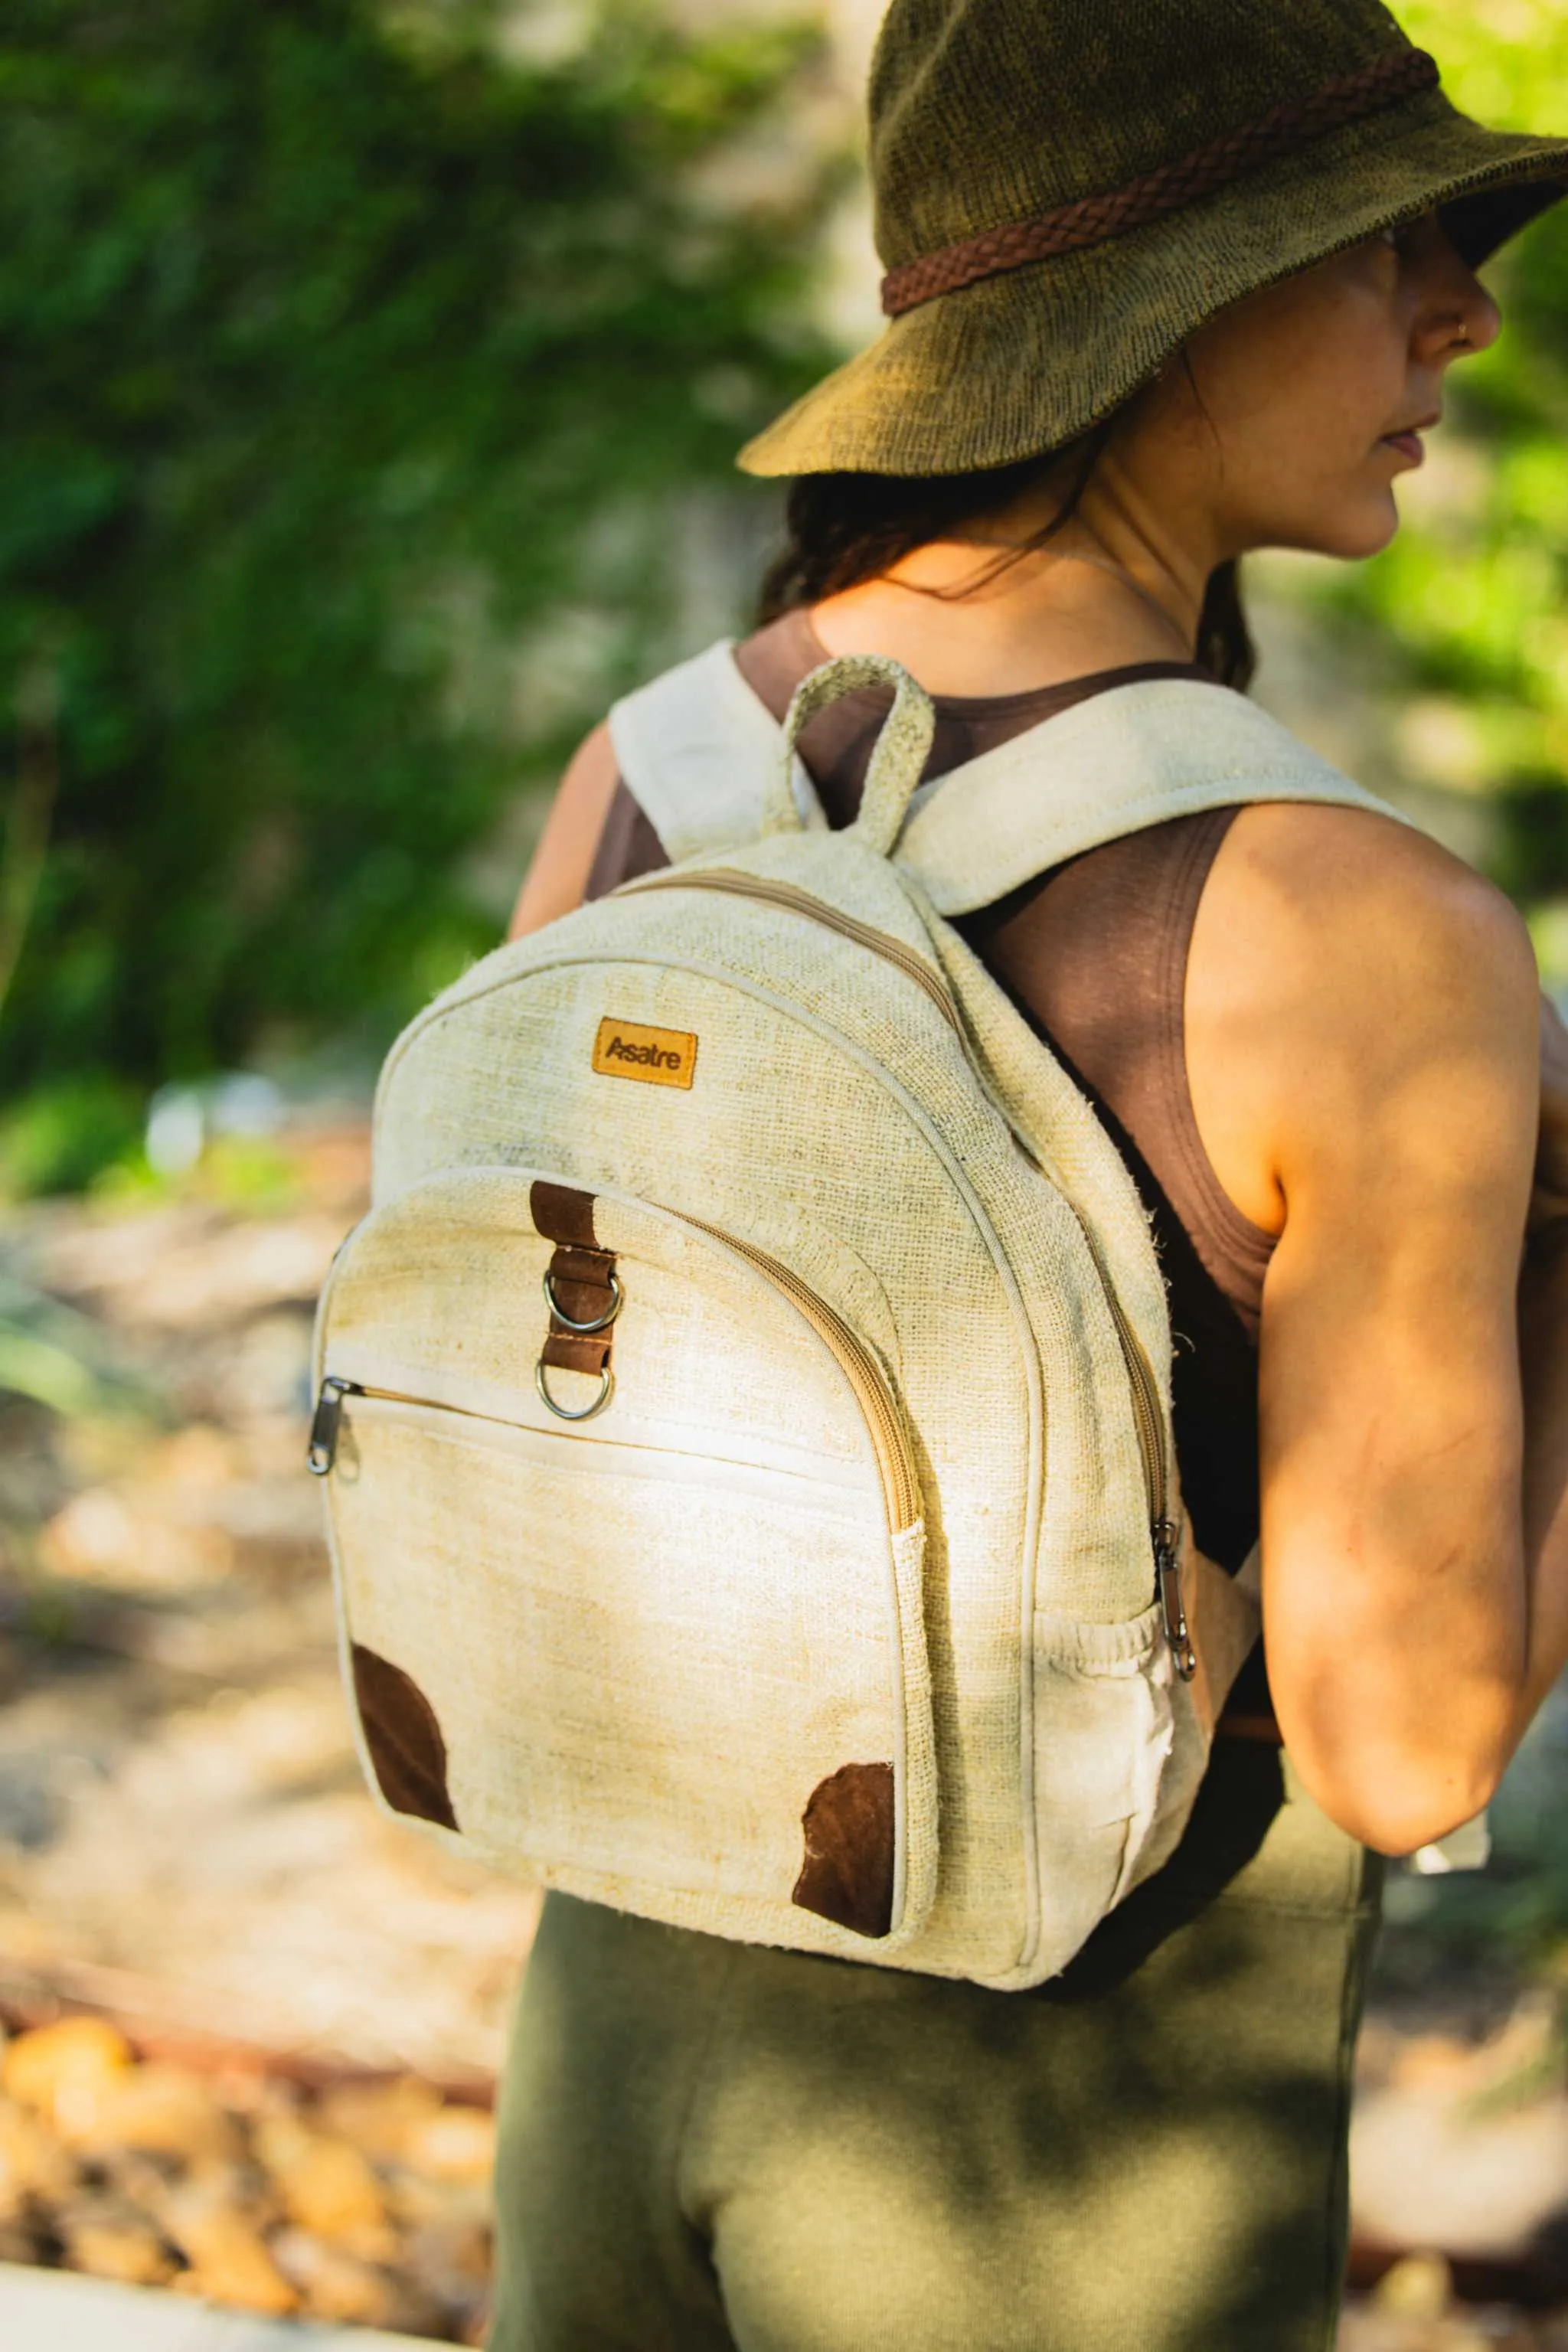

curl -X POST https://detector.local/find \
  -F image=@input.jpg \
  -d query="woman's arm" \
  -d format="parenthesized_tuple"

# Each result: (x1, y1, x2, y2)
(508, 723, 619, 940)
(1191, 802, 1559, 1854)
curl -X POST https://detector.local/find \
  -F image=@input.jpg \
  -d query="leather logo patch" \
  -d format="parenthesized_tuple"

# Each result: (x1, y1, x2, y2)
(593, 1016, 697, 1089)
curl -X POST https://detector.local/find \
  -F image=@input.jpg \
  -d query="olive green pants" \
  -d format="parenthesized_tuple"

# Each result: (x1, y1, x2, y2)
(489, 1746, 1381, 2352)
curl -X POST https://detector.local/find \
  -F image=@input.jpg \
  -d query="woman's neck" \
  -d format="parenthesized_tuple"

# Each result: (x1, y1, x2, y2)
(808, 466, 1218, 698)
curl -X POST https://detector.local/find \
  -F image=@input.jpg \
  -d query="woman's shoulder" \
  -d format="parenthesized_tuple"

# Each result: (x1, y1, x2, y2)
(1216, 796, 1530, 980)
(1187, 795, 1538, 1231)
(508, 722, 619, 938)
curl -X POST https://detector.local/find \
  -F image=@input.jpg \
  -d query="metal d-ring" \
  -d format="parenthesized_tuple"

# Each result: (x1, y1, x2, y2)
(541, 1266, 622, 1335)
(535, 1360, 615, 1423)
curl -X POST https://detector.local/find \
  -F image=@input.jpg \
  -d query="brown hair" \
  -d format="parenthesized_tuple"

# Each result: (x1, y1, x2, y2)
(757, 424, 1256, 691)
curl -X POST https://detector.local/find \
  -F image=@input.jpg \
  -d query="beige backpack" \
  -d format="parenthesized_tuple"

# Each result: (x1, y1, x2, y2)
(309, 648, 1389, 1988)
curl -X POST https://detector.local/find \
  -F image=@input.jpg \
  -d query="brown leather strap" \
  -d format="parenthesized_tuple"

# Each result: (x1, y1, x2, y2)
(531, 1181, 619, 1378)
(880, 47, 1440, 317)
(541, 1323, 615, 1377)
(531, 1179, 600, 1252)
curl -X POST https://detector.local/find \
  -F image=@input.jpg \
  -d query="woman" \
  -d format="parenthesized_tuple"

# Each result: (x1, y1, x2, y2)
(495, 2, 1568, 2344)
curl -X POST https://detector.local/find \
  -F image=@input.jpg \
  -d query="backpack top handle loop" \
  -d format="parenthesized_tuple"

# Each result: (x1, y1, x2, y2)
(766, 655, 936, 854)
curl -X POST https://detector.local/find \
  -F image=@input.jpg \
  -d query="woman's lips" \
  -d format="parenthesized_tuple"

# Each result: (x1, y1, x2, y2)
(1382, 429, 1426, 464)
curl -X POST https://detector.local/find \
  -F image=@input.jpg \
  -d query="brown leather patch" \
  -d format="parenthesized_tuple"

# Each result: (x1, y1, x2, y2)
(529, 1180, 599, 1251)
(351, 1645, 459, 1831)
(792, 1762, 896, 1939)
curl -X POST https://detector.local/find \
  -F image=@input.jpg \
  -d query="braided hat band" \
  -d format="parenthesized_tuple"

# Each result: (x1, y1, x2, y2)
(881, 47, 1440, 317)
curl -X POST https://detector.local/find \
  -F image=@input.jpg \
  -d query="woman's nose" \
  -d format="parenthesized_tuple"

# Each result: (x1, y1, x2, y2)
(1417, 239, 1503, 363)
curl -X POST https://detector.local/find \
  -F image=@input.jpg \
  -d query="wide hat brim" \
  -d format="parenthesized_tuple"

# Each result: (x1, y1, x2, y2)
(739, 87, 1568, 480)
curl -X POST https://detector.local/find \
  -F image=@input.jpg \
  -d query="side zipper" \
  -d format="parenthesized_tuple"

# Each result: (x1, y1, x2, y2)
(1104, 1288, 1194, 1682)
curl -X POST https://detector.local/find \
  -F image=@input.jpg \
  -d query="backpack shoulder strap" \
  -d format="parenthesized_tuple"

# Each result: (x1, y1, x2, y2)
(609, 649, 1401, 903)
(896, 678, 1402, 914)
(606, 639, 824, 863)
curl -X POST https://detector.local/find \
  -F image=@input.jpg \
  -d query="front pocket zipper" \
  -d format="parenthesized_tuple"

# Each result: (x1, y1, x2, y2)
(676, 1216, 920, 1534)
(310, 1207, 921, 1535)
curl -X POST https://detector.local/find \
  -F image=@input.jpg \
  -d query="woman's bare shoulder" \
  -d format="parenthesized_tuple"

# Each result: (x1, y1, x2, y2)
(508, 722, 619, 939)
(1210, 798, 1534, 1014)
(1188, 797, 1538, 1234)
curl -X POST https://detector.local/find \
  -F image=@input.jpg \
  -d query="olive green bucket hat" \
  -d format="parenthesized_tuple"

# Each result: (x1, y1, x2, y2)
(739, 0, 1568, 480)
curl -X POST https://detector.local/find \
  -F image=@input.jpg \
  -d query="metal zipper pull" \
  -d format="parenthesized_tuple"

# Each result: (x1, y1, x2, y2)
(1155, 1517, 1197, 1681)
(307, 1377, 361, 1476)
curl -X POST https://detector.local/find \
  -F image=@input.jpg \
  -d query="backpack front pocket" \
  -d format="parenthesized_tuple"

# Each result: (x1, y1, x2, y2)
(312, 1169, 935, 1952)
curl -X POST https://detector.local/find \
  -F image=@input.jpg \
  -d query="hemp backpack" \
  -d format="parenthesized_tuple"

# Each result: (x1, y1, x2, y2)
(309, 648, 1387, 1989)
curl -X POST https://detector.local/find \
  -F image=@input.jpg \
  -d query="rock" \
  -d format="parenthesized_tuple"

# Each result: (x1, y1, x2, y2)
(253, 2113, 394, 2256)
(0, 2092, 77, 2210)
(1352, 2068, 1568, 2260)
(38, 1489, 142, 1580)
(269, 2226, 423, 2329)
(163, 2186, 298, 2317)
(148, 1426, 240, 1491)
(1336, 2300, 1500, 2350)
(387, 2160, 493, 2232)
(2, 2016, 132, 2132)
(58, 2191, 177, 2286)
(64, 2060, 240, 2163)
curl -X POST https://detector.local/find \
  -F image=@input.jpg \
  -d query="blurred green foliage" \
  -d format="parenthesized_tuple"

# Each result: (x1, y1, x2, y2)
(1317, 0, 1568, 957)
(0, 0, 836, 1187)
(10, 0, 1568, 1194)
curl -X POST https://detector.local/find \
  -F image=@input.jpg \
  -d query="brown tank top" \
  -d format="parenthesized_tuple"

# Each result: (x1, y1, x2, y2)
(586, 612, 1276, 1697)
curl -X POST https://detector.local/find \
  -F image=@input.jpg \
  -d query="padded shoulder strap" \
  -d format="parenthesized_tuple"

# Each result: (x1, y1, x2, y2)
(606, 639, 824, 862)
(896, 678, 1400, 914)
(608, 648, 1400, 900)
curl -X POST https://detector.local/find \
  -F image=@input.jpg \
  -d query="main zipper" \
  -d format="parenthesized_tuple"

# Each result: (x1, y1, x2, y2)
(621, 869, 961, 1036)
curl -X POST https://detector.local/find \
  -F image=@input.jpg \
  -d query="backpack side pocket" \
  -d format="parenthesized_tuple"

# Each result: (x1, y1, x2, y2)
(1030, 1603, 1183, 1973)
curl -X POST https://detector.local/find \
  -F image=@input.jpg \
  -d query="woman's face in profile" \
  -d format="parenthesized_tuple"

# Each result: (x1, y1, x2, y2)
(1123, 211, 1504, 565)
